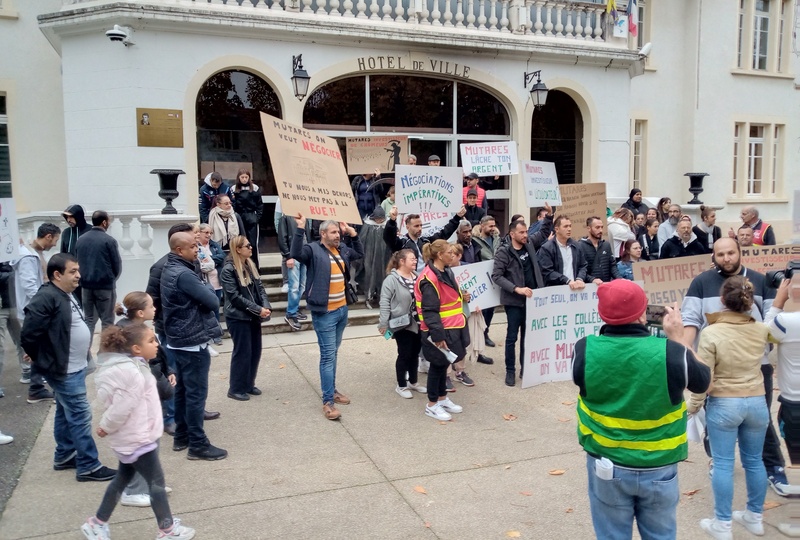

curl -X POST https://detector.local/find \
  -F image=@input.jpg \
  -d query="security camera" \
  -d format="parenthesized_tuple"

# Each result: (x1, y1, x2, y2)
(638, 42, 652, 59)
(105, 25, 134, 46)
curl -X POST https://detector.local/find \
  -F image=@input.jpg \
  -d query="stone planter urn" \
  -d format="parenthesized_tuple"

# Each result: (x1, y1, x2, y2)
(151, 169, 185, 215)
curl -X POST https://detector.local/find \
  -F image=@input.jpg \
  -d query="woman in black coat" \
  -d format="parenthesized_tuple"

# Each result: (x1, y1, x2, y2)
(220, 236, 271, 401)
(232, 168, 263, 267)
(621, 188, 649, 217)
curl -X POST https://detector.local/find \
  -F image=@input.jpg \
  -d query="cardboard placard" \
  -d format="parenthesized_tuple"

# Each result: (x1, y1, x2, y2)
(394, 165, 462, 214)
(521, 160, 562, 208)
(740, 244, 800, 275)
(460, 142, 518, 176)
(0, 198, 19, 263)
(260, 113, 361, 224)
(558, 183, 607, 232)
(453, 260, 502, 313)
(522, 284, 602, 388)
(136, 108, 183, 148)
(632, 255, 711, 307)
(398, 211, 454, 239)
(346, 136, 408, 175)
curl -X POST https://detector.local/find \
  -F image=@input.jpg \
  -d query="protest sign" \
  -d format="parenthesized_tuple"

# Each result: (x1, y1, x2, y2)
(398, 211, 454, 239)
(260, 113, 362, 224)
(346, 136, 408, 175)
(522, 284, 602, 389)
(394, 165, 462, 214)
(460, 142, 518, 176)
(454, 260, 501, 313)
(740, 244, 800, 275)
(558, 183, 607, 232)
(521, 161, 562, 208)
(632, 255, 711, 306)
(0, 199, 19, 263)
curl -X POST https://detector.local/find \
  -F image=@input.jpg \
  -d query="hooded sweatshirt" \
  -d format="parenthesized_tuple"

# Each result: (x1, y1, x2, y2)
(60, 205, 92, 256)
(94, 352, 163, 455)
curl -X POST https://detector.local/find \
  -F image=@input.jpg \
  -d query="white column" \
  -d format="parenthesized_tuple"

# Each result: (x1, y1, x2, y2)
(554, 4, 563, 37)
(443, 0, 454, 26)
(488, 0, 498, 31)
(477, 0, 487, 29)
(533, 0, 543, 35)
(499, 0, 509, 32)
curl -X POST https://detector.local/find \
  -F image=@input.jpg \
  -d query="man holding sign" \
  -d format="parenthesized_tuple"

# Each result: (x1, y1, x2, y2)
(491, 205, 552, 387)
(574, 280, 709, 539)
(383, 206, 466, 272)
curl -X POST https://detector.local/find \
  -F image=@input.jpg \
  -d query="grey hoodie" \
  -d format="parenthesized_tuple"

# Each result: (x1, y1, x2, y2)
(11, 243, 44, 320)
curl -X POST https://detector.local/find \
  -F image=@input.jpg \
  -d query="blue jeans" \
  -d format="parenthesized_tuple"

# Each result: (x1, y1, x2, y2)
(311, 306, 348, 404)
(707, 395, 769, 521)
(49, 369, 102, 475)
(286, 262, 307, 317)
(172, 348, 211, 449)
(157, 333, 176, 426)
(586, 454, 679, 540)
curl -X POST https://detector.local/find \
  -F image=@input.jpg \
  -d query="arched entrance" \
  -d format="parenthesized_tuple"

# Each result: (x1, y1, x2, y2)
(195, 69, 282, 247)
(303, 74, 512, 223)
(530, 89, 583, 185)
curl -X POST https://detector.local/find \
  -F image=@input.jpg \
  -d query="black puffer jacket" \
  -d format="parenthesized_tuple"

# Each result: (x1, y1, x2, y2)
(577, 238, 620, 283)
(232, 185, 263, 229)
(160, 253, 221, 347)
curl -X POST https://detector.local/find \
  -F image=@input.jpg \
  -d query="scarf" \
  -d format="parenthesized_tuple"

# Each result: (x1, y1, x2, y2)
(208, 207, 240, 246)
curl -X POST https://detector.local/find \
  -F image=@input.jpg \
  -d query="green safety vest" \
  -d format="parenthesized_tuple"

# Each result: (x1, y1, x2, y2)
(577, 334, 687, 468)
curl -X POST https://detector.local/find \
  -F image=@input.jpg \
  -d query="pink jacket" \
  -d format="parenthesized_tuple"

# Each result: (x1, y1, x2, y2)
(94, 352, 163, 455)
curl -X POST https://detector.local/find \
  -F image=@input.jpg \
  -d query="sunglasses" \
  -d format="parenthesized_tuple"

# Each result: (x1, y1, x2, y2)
(242, 244, 252, 249)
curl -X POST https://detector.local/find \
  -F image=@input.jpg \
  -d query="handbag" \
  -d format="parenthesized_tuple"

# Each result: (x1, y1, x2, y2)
(321, 245, 358, 305)
(388, 313, 411, 331)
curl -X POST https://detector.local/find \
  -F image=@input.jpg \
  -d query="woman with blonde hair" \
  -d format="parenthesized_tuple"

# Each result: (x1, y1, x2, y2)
(207, 194, 245, 253)
(415, 239, 467, 421)
(220, 236, 271, 401)
(688, 276, 773, 538)
(607, 207, 636, 260)
(232, 168, 262, 266)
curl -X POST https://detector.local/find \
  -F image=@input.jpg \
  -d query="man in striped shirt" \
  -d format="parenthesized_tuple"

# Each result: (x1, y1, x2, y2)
(291, 215, 363, 420)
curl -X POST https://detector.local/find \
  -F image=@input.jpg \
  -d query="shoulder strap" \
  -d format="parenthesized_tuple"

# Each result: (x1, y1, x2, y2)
(320, 244, 349, 277)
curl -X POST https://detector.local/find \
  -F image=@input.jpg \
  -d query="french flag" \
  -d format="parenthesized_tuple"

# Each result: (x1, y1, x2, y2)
(627, 0, 638, 37)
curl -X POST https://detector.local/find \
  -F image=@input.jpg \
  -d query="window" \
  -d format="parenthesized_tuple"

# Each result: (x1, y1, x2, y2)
(0, 96, 11, 197)
(731, 121, 784, 198)
(737, 0, 793, 72)
(630, 119, 646, 192)
(627, 0, 648, 51)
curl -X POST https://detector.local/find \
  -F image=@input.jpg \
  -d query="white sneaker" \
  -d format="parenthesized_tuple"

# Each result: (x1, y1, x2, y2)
(700, 518, 732, 540)
(732, 510, 764, 536)
(425, 402, 452, 421)
(81, 517, 111, 540)
(157, 518, 195, 540)
(395, 386, 413, 399)
(207, 345, 219, 357)
(165, 486, 173, 494)
(20, 374, 31, 384)
(418, 358, 429, 373)
(779, 523, 800, 537)
(407, 382, 427, 394)
(121, 493, 151, 507)
(0, 431, 13, 445)
(439, 397, 463, 414)
(281, 284, 289, 294)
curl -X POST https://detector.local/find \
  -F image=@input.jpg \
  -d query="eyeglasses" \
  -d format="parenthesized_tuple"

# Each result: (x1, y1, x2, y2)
(243, 244, 252, 249)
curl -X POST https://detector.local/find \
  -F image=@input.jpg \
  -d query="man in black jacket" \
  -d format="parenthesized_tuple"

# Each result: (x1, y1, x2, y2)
(383, 205, 467, 272)
(538, 215, 588, 288)
(20, 254, 116, 482)
(660, 217, 706, 259)
(75, 211, 121, 336)
(60, 204, 92, 256)
(162, 232, 226, 461)
(491, 214, 551, 387)
(578, 217, 620, 284)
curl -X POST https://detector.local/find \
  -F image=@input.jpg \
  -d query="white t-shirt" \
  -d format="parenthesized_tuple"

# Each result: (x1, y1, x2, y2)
(67, 295, 91, 374)
(557, 240, 574, 281)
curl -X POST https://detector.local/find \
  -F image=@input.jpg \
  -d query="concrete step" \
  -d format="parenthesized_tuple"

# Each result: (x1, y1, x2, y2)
(259, 306, 379, 335)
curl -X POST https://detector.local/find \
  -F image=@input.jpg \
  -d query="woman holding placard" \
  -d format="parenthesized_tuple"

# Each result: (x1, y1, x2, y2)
(378, 249, 426, 399)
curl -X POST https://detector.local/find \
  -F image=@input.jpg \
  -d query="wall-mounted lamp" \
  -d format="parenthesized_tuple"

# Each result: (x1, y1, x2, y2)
(291, 55, 310, 101)
(523, 70, 548, 110)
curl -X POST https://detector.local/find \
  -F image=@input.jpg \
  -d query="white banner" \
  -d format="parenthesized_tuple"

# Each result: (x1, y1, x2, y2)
(522, 284, 602, 389)
(0, 199, 20, 263)
(395, 165, 462, 214)
(454, 260, 502, 313)
(398, 211, 454, 239)
(460, 142, 519, 176)
(522, 160, 562, 208)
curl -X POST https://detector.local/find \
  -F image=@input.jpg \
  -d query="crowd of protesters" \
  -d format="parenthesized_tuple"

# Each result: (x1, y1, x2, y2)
(0, 159, 792, 539)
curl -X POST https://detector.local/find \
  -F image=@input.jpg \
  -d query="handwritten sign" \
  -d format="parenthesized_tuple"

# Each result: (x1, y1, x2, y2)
(0, 199, 19, 263)
(522, 284, 602, 388)
(559, 183, 607, 233)
(346, 136, 408, 175)
(740, 244, 800, 275)
(394, 165, 462, 214)
(260, 112, 361, 224)
(460, 142, 518, 176)
(454, 260, 501, 312)
(632, 255, 710, 306)
(521, 160, 562, 208)
(399, 211, 454, 239)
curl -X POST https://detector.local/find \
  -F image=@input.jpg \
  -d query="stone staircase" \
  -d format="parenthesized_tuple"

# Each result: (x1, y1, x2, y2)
(240, 255, 380, 335)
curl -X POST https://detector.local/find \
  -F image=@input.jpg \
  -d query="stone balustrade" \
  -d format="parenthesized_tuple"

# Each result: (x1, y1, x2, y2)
(62, 0, 613, 43)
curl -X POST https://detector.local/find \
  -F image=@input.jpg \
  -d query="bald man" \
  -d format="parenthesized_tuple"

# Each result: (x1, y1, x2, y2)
(161, 231, 227, 461)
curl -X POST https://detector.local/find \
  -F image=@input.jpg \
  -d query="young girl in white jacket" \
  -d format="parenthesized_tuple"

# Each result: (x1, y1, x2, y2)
(81, 324, 194, 540)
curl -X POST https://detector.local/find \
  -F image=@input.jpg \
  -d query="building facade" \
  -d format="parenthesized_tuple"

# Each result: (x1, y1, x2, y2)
(1, 0, 797, 240)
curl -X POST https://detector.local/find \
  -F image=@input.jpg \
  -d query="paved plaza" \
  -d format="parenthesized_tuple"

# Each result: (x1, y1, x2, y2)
(0, 321, 796, 539)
